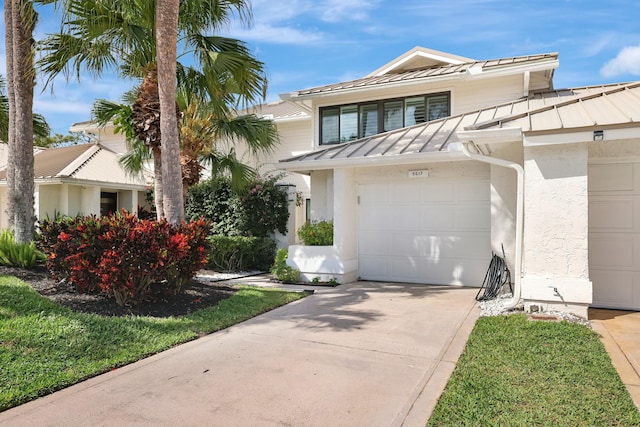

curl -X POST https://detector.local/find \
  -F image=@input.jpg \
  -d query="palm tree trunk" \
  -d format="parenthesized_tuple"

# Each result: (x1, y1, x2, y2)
(4, 0, 35, 243)
(152, 146, 164, 220)
(156, 0, 184, 224)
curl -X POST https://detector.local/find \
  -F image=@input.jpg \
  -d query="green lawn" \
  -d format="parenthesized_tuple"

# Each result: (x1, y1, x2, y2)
(0, 276, 306, 411)
(428, 314, 640, 427)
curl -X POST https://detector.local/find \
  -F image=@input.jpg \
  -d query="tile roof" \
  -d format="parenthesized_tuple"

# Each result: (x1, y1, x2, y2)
(280, 82, 638, 167)
(287, 53, 558, 98)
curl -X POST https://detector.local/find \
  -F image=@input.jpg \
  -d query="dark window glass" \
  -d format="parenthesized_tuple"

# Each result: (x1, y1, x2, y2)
(360, 104, 378, 137)
(321, 108, 339, 144)
(384, 100, 403, 132)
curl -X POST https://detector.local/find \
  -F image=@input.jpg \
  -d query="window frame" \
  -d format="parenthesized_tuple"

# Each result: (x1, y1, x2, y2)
(319, 91, 450, 146)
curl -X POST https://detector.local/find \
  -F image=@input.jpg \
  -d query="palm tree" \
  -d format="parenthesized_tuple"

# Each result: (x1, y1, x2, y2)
(4, 0, 37, 243)
(155, 0, 182, 223)
(38, 0, 268, 220)
(0, 75, 51, 143)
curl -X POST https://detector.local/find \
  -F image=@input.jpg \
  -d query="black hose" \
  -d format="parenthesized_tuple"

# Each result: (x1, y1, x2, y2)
(475, 245, 512, 301)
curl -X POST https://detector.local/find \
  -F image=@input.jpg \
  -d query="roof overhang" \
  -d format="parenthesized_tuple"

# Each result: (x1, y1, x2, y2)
(278, 150, 469, 174)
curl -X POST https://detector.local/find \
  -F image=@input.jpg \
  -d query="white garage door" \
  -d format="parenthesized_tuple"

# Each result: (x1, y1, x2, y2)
(358, 178, 490, 286)
(589, 162, 640, 310)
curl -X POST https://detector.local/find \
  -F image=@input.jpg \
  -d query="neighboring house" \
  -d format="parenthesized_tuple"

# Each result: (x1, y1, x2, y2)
(0, 143, 151, 228)
(273, 46, 640, 318)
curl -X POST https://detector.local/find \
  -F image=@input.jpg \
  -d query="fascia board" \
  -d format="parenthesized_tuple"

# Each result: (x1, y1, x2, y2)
(35, 177, 149, 190)
(524, 126, 640, 147)
(278, 150, 469, 172)
(466, 60, 559, 80)
(456, 127, 523, 145)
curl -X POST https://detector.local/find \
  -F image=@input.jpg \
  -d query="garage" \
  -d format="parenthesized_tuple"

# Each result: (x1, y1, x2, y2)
(589, 162, 640, 310)
(358, 177, 491, 286)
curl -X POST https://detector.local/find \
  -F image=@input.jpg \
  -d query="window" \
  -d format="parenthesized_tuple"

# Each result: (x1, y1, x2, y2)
(319, 92, 450, 145)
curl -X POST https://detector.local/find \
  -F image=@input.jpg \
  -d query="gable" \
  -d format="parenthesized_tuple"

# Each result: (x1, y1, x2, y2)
(366, 46, 475, 77)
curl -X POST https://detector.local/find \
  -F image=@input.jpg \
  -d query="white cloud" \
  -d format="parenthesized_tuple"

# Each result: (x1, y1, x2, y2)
(319, 0, 380, 23)
(231, 23, 324, 45)
(600, 44, 640, 77)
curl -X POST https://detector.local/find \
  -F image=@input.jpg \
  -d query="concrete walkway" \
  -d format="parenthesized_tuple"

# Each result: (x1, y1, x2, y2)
(0, 281, 479, 427)
(590, 308, 640, 410)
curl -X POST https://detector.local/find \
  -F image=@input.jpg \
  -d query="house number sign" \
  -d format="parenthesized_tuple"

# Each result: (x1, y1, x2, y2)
(408, 169, 429, 178)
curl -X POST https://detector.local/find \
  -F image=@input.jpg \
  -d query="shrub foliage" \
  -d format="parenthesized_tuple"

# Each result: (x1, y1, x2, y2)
(297, 220, 333, 246)
(38, 212, 209, 306)
(270, 248, 299, 283)
(0, 229, 46, 268)
(207, 235, 276, 272)
(186, 175, 289, 237)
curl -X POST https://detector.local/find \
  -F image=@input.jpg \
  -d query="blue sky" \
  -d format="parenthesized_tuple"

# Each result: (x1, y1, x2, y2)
(2, 0, 639, 135)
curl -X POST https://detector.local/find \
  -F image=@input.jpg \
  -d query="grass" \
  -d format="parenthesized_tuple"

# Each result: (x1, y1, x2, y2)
(0, 276, 306, 411)
(428, 314, 640, 427)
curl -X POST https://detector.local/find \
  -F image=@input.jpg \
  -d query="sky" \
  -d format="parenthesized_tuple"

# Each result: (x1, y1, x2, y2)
(1, 0, 639, 135)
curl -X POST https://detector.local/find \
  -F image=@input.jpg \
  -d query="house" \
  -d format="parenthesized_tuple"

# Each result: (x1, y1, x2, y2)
(272, 46, 640, 319)
(0, 143, 151, 228)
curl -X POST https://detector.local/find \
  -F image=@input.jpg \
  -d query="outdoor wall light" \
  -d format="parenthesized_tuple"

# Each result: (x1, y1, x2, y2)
(593, 130, 604, 141)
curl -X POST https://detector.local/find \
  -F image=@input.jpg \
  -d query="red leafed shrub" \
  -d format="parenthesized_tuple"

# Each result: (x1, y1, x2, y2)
(38, 212, 209, 306)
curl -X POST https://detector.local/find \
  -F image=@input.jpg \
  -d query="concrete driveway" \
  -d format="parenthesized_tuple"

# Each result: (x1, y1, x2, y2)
(0, 281, 479, 427)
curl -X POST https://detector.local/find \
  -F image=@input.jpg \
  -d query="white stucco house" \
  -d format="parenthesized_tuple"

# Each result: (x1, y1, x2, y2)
(269, 47, 640, 319)
(0, 142, 151, 228)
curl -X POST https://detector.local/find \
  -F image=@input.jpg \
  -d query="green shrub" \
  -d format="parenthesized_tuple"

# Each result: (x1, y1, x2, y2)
(0, 229, 46, 268)
(186, 175, 289, 237)
(207, 235, 276, 272)
(37, 212, 209, 306)
(297, 220, 333, 246)
(270, 248, 299, 283)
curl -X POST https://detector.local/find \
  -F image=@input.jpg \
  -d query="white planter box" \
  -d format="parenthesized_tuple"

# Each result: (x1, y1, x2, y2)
(286, 244, 342, 282)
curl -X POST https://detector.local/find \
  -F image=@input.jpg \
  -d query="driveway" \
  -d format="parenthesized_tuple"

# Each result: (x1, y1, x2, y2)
(0, 281, 479, 427)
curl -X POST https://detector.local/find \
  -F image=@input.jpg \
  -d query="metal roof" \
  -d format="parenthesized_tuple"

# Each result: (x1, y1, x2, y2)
(246, 100, 308, 120)
(0, 143, 149, 187)
(280, 82, 639, 168)
(286, 53, 559, 99)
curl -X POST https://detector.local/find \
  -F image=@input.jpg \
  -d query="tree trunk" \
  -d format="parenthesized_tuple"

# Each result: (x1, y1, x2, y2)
(152, 146, 164, 220)
(5, 0, 35, 243)
(156, 0, 183, 224)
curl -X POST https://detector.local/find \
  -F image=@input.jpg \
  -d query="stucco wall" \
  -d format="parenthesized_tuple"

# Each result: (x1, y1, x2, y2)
(522, 140, 592, 315)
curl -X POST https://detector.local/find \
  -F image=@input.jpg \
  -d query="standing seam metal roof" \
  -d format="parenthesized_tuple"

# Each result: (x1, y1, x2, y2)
(290, 53, 559, 97)
(280, 82, 639, 165)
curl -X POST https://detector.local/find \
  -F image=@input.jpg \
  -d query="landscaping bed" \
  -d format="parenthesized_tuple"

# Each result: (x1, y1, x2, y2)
(0, 264, 238, 317)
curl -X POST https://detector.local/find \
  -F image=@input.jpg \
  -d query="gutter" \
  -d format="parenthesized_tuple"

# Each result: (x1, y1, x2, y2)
(454, 128, 524, 309)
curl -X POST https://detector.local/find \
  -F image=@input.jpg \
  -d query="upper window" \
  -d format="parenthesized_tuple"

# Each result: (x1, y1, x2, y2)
(320, 92, 450, 145)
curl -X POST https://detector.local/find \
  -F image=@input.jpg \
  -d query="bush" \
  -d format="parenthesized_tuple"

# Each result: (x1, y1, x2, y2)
(270, 248, 299, 283)
(297, 220, 333, 246)
(0, 229, 46, 268)
(186, 175, 289, 237)
(207, 235, 276, 272)
(37, 212, 209, 306)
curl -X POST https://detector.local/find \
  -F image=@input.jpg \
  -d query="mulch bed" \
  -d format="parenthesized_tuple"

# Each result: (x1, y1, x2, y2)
(0, 265, 238, 318)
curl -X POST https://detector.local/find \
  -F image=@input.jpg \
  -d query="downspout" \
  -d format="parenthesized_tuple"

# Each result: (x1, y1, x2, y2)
(453, 131, 524, 309)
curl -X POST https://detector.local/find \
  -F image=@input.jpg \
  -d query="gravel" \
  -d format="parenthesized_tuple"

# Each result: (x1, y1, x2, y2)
(478, 293, 590, 325)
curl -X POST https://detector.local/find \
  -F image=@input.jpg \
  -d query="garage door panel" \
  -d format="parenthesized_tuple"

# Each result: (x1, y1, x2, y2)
(391, 182, 420, 203)
(419, 181, 455, 202)
(359, 231, 390, 255)
(589, 161, 640, 310)
(590, 200, 633, 230)
(590, 269, 640, 309)
(360, 206, 392, 230)
(360, 183, 388, 204)
(420, 205, 454, 229)
(589, 235, 634, 268)
(359, 179, 490, 286)
(391, 206, 421, 230)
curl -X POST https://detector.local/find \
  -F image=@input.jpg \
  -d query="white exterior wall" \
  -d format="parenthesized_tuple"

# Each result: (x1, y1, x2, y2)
(80, 186, 100, 216)
(522, 140, 592, 317)
(488, 144, 523, 277)
(309, 170, 333, 221)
